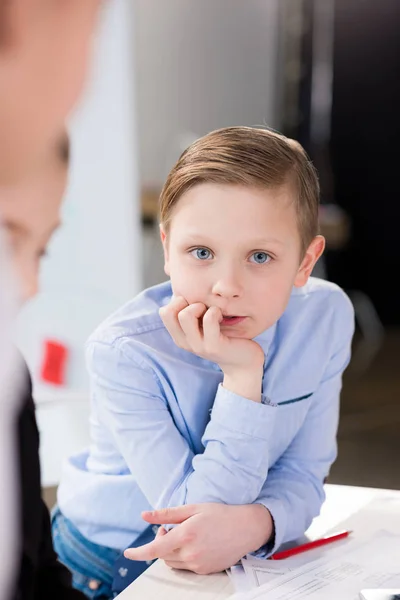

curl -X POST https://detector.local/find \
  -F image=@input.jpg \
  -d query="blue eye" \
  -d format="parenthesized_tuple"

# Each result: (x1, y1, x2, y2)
(190, 247, 213, 260)
(250, 251, 270, 264)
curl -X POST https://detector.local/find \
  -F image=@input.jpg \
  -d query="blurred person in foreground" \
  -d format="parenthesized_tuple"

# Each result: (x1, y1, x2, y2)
(0, 133, 87, 599)
(0, 0, 101, 184)
(0, 1, 102, 598)
(0, 231, 19, 600)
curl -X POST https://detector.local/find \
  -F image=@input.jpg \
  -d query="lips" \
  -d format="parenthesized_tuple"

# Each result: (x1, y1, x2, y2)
(220, 316, 246, 326)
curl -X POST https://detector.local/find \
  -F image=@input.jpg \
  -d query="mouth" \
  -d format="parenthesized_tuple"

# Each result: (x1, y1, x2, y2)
(220, 315, 247, 326)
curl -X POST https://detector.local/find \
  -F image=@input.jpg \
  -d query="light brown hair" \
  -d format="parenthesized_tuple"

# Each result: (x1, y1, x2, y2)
(159, 126, 320, 256)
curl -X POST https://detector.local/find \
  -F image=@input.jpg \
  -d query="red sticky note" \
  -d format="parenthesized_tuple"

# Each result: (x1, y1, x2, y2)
(40, 340, 68, 385)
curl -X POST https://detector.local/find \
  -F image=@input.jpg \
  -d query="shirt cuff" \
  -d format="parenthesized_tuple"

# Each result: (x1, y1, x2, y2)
(210, 383, 277, 440)
(250, 497, 287, 558)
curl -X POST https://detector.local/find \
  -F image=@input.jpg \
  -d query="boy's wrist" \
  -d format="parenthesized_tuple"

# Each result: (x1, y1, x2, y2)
(222, 367, 263, 403)
(250, 504, 275, 550)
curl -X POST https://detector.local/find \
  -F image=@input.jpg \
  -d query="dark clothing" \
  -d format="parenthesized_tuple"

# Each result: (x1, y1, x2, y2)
(12, 365, 85, 600)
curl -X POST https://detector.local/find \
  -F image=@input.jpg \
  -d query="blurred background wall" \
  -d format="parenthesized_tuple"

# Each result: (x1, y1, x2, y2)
(134, 0, 281, 189)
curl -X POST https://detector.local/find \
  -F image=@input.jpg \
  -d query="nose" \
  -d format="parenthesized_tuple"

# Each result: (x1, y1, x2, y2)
(211, 265, 243, 299)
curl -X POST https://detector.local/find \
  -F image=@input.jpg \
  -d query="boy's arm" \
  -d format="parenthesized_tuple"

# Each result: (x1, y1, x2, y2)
(253, 324, 353, 557)
(87, 340, 277, 510)
(127, 314, 353, 571)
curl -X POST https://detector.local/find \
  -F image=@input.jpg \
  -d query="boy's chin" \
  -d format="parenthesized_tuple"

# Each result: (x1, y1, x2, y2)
(222, 329, 252, 340)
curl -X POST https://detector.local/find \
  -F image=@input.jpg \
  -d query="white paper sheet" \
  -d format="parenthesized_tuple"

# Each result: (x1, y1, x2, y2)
(229, 530, 400, 600)
(226, 565, 252, 594)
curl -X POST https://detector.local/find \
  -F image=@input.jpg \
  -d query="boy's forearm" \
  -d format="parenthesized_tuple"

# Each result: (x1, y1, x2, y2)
(255, 468, 328, 556)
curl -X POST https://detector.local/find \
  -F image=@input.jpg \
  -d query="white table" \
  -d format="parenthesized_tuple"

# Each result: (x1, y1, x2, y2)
(117, 484, 400, 599)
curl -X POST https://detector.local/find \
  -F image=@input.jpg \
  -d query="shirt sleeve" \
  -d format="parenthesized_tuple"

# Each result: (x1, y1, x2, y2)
(87, 340, 278, 510)
(253, 297, 355, 557)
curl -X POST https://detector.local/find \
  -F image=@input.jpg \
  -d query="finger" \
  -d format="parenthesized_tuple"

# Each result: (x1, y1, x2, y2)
(155, 526, 167, 539)
(124, 527, 181, 561)
(142, 504, 199, 525)
(202, 306, 223, 350)
(159, 295, 188, 324)
(159, 296, 189, 349)
(158, 549, 183, 561)
(178, 303, 207, 350)
(163, 295, 189, 313)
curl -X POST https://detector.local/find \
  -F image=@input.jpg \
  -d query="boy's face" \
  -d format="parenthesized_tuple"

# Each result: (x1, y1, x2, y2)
(0, 142, 67, 304)
(161, 183, 324, 340)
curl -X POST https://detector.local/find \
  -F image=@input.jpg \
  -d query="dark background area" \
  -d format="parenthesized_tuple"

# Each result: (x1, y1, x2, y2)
(284, 0, 400, 325)
(328, 0, 400, 325)
(281, 0, 400, 490)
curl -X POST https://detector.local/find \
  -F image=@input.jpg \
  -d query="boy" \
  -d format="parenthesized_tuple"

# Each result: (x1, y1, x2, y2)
(0, 131, 86, 599)
(54, 127, 354, 597)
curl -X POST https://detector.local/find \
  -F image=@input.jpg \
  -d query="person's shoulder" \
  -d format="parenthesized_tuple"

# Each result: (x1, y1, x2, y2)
(287, 277, 354, 329)
(87, 281, 172, 352)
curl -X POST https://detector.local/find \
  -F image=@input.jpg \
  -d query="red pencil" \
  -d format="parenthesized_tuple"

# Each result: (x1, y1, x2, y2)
(270, 530, 352, 560)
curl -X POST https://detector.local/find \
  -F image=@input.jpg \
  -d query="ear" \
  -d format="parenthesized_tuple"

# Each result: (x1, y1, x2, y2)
(159, 224, 170, 276)
(294, 235, 325, 287)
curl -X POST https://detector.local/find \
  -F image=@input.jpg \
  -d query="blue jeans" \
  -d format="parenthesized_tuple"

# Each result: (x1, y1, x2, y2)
(51, 506, 121, 599)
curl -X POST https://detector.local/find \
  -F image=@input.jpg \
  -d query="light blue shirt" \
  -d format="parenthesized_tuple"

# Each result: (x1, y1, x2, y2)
(58, 277, 354, 556)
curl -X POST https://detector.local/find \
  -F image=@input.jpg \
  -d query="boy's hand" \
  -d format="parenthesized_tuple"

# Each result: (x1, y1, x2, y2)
(160, 297, 265, 402)
(124, 503, 274, 575)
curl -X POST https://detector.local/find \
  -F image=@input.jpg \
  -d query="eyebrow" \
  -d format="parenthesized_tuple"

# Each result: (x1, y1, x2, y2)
(181, 234, 286, 247)
(2, 220, 30, 236)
